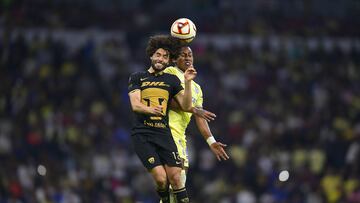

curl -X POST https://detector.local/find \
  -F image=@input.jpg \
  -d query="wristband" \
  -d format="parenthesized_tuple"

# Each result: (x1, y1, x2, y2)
(206, 136, 216, 146)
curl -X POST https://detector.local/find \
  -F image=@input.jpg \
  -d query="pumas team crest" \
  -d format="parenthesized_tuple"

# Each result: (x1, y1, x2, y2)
(148, 157, 155, 164)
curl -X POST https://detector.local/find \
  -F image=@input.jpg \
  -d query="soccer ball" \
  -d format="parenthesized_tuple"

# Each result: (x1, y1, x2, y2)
(170, 18, 197, 43)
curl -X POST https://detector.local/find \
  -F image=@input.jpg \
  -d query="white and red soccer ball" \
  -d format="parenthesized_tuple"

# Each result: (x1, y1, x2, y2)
(170, 18, 197, 43)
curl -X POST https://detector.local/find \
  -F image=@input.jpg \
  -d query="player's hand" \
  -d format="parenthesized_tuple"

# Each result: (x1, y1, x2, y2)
(193, 107, 216, 122)
(210, 142, 230, 161)
(148, 105, 164, 116)
(184, 67, 197, 81)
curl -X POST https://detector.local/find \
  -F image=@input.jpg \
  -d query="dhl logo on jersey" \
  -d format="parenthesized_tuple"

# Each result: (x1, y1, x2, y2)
(141, 81, 169, 87)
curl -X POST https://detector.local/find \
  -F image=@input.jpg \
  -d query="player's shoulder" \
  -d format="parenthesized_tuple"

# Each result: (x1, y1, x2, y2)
(129, 71, 148, 78)
(164, 66, 179, 75)
(163, 73, 181, 85)
(163, 72, 180, 81)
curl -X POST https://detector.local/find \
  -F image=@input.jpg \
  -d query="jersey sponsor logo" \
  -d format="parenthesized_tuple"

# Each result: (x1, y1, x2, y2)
(148, 157, 155, 164)
(144, 120, 167, 128)
(140, 77, 149, 81)
(192, 97, 196, 104)
(141, 81, 169, 87)
(194, 85, 199, 94)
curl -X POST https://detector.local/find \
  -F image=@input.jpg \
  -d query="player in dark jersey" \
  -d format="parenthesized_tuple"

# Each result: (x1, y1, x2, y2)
(128, 35, 196, 203)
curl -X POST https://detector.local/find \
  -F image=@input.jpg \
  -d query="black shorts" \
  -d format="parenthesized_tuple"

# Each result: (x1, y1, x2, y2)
(132, 133, 182, 170)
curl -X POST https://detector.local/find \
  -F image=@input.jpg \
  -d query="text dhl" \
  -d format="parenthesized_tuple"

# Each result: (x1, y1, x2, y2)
(141, 81, 169, 87)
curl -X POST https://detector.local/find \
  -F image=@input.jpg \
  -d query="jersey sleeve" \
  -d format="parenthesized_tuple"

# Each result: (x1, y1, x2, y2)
(128, 72, 141, 93)
(171, 75, 184, 97)
(194, 85, 203, 108)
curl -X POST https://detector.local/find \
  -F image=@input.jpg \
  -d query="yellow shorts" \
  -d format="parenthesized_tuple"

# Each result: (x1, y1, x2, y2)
(173, 136, 189, 168)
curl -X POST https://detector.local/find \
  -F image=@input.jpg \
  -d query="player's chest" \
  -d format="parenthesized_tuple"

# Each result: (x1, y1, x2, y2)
(139, 77, 172, 92)
(180, 82, 200, 104)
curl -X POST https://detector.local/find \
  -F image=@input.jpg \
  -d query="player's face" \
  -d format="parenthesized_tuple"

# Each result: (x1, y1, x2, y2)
(150, 48, 170, 72)
(176, 47, 193, 72)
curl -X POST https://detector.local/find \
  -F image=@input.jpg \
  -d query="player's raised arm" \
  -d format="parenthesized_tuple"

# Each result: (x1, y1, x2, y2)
(174, 67, 197, 111)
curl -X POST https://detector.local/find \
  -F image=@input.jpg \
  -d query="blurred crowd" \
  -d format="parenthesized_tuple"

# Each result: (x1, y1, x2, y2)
(1, 29, 360, 203)
(1, 0, 360, 36)
(1, 0, 360, 203)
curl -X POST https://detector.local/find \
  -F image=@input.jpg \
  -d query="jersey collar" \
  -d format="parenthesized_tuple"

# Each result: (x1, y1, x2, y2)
(148, 67, 165, 76)
(175, 66, 184, 74)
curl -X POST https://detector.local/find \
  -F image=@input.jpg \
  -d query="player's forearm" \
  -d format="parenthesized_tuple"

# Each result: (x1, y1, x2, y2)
(179, 80, 193, 111)
(186, 107, 196, 113)
(195, 115, 213, 139)
(191, 107, 202, 114)
(131, 102, 153, 114)
(169, 99, 183, 111)
(195, 116, 219, 146)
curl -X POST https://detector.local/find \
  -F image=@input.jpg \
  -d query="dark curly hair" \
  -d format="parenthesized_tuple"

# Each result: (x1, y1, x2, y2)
(146, 35, 183, 60)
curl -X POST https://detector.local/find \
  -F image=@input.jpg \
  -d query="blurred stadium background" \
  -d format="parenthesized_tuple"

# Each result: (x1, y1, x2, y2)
(1, 0, 360, 202)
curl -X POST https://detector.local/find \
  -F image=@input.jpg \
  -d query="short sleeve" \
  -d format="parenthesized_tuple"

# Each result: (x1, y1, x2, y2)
(128, 72, 141, 93)
(171, 75, 184, 97)
(194, 85, 203, 108)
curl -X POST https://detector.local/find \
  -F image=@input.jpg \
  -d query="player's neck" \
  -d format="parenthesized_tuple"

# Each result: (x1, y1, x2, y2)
(176, 66, 186, 73)
(148, 67, 164, 75)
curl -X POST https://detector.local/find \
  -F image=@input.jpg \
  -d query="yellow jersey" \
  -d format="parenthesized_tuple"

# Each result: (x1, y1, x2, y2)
(164, 66, 203, 141)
